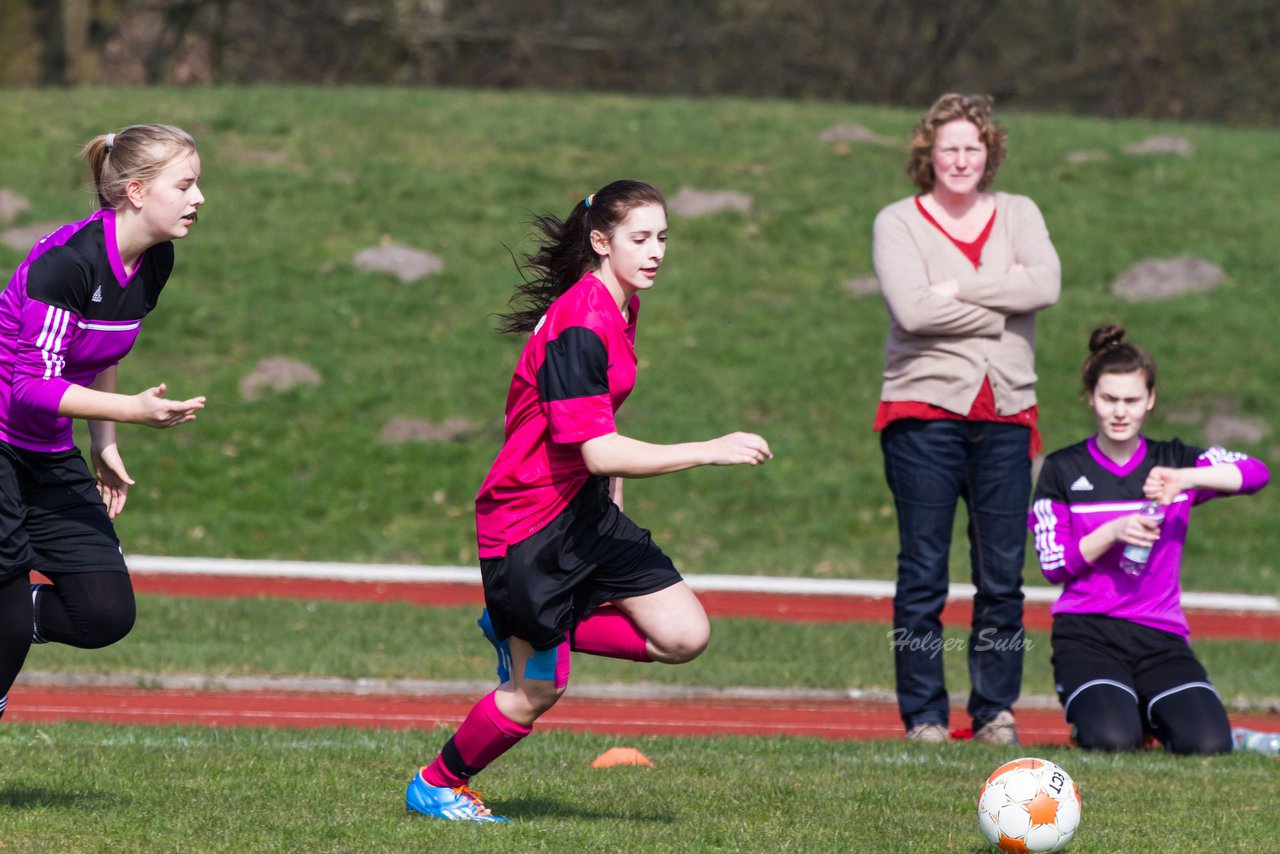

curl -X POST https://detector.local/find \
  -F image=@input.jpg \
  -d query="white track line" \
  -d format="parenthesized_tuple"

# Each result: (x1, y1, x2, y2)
(124, 555, 1280, 614)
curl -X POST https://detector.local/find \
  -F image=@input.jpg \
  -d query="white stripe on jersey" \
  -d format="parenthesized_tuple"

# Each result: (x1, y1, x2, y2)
(1067, 494, 1189, 514)
(77, 319, 141, 332)
(1200, 446, 1248, 465)
(1031, 498, 1066, 571)
(37, 305, 71, 380)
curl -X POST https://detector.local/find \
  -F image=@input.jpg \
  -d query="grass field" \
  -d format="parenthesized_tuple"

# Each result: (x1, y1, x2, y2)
(2, 722, 1277, 853)
(1, 87, 1277, 591)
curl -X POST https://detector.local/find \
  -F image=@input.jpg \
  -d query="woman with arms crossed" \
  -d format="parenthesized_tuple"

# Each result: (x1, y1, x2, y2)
(405, 180, 771, 823)
(1030, 325, 1267, 754)
(0, 125, 207, 722)
(873, 94, 1061, 744)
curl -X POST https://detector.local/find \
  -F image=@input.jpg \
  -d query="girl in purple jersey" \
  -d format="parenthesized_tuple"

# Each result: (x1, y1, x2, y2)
(1029, 325, 1268, 754)
(405, 180, 772, 823)
(0, 125, 206, 723)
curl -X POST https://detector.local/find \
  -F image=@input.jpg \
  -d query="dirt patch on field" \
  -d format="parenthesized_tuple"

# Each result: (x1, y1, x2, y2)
(1110, 255, 1224, 301)
(1163, 397, 1270, 446)
(2, 221, 61, 251)
(667, 187, 752, 218)
(817, 122, 897, 147)
(1124, 135, 1196, 156)
(1065, 150, 1110, 165)
(844, 275, 880, 298)
(352, 242, 445, 283)
(378, 417, 477, 444)
(239, 357, 322, 401)
(0, 189, 31, 225)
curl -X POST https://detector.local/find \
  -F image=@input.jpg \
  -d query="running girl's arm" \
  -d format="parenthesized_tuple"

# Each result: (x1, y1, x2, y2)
(86, 366, 133, 519)
(59, 380, 205, 428)
(609, 476, 624, 510)
(580, 431, 772, 478)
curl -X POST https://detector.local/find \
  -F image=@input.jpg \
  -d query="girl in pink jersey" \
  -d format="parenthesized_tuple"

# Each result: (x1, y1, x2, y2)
(0, 125, 206, 724)
(1030, 325, 1268, 753)
(406, 180, 772, 822)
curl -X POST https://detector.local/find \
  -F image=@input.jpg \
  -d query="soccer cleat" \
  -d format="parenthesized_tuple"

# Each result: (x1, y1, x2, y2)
(477, 609, 512, 684)
(405, 771, 509, 822)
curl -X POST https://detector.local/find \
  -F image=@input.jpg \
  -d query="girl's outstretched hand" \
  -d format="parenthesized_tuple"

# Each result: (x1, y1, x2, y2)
(135, 383, 206, 429)
(706, 432, 772, 466)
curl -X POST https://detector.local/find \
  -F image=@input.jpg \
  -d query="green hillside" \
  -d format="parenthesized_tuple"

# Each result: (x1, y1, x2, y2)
(1, 87, 1276, 592)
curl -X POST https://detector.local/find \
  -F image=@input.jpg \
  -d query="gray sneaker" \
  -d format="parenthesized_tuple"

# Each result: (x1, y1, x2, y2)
(973, 710, 1019, 745)
(906, 722, 949, 743)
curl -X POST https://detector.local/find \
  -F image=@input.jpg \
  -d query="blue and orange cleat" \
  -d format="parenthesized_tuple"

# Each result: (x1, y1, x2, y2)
(405, 769, 509, 823)
(477, 609, 512, 684)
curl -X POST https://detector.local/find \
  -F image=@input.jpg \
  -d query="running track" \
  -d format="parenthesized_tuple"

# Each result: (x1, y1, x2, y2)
(11, 559, 1280, 742)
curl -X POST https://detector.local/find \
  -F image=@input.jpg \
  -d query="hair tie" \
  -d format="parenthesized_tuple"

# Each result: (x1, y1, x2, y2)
(585, 193, 595, 209)
(105, 133, 115, 151)
(1105, 337, 1122, 349)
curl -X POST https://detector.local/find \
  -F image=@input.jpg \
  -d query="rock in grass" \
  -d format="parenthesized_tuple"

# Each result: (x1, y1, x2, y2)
(667, 187, 752, 218)
(353, 242, 445, 283)
(0, 188, 31, 225)
(1110, 255, 1224, 301)
(239, 357, 322, 402)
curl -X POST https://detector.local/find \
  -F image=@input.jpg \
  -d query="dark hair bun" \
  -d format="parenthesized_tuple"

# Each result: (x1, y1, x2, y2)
(1088, 324, 1125, 355)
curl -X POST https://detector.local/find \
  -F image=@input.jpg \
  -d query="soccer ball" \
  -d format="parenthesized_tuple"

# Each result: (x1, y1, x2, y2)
(977, 757, 1081, 853)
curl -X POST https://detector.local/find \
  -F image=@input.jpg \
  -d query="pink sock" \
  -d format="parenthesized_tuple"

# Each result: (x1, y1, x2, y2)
(421, 691, 531, 788)
(571, 605, 652, 662)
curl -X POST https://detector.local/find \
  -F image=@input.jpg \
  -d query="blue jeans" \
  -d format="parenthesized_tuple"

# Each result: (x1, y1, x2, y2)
(881, 419, 1029, 730)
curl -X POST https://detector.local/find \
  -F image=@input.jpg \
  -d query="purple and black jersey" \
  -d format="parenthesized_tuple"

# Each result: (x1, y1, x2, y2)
(0, 209, 172, 452)
(1029, 436, 1269, 638)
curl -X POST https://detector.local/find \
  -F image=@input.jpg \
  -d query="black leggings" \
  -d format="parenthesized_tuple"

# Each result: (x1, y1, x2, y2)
(0, 571, 136, 697)
(1067, 681, 1233, 755)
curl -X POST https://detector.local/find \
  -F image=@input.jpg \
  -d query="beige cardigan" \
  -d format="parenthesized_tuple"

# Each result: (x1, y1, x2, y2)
(872, 192, 1061, 416)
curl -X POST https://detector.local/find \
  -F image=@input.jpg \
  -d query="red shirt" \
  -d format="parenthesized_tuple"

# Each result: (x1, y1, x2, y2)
(874, 198, 1040, 455)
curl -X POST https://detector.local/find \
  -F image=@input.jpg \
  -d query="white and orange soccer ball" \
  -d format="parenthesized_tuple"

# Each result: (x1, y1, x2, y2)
(977, 757, 1081, 853)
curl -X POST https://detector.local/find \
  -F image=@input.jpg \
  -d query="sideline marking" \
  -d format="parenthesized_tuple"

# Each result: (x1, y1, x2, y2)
(124, 555, 1280, 614)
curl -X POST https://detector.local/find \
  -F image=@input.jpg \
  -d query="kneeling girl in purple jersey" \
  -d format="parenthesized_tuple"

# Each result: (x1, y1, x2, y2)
(0, 125, 207, 723)
(1029, 325, 1268, 754)
(405, 180, 771, 822)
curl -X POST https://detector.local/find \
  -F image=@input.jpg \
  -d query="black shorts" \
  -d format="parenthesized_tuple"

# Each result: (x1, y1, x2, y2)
(0, 441, 125, 582)
(480, 476, 681, 651)
(1051, 612, 1214, 723)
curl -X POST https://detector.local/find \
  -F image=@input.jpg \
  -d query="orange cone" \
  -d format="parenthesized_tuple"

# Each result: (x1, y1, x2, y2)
(591, 747, 654, 768)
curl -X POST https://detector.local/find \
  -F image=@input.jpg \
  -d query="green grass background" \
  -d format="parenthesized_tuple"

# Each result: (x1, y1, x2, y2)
(1, 86, 1276, 591)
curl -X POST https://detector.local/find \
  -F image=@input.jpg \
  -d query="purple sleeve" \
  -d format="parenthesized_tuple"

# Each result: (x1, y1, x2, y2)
(1029, 497, 1089, 584)
(1190, 447, 1270, 504)
(12, 298, 76, 416)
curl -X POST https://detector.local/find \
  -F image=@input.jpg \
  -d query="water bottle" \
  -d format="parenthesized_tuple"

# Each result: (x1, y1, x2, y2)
(1119, 500, 1165, 576)
(1232, 727, 1280, 756)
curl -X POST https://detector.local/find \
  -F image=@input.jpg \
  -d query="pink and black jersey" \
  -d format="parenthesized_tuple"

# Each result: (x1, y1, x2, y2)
(475, 273, 639, 558)
(1029, 436, 1269, 638)
(0, 209, 173, 453)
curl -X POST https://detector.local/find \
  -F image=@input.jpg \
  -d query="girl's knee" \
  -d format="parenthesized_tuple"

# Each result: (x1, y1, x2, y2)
(518, 680, 566, 717)
(76, 605, 135, 649)
(651, 624, 710, 664)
